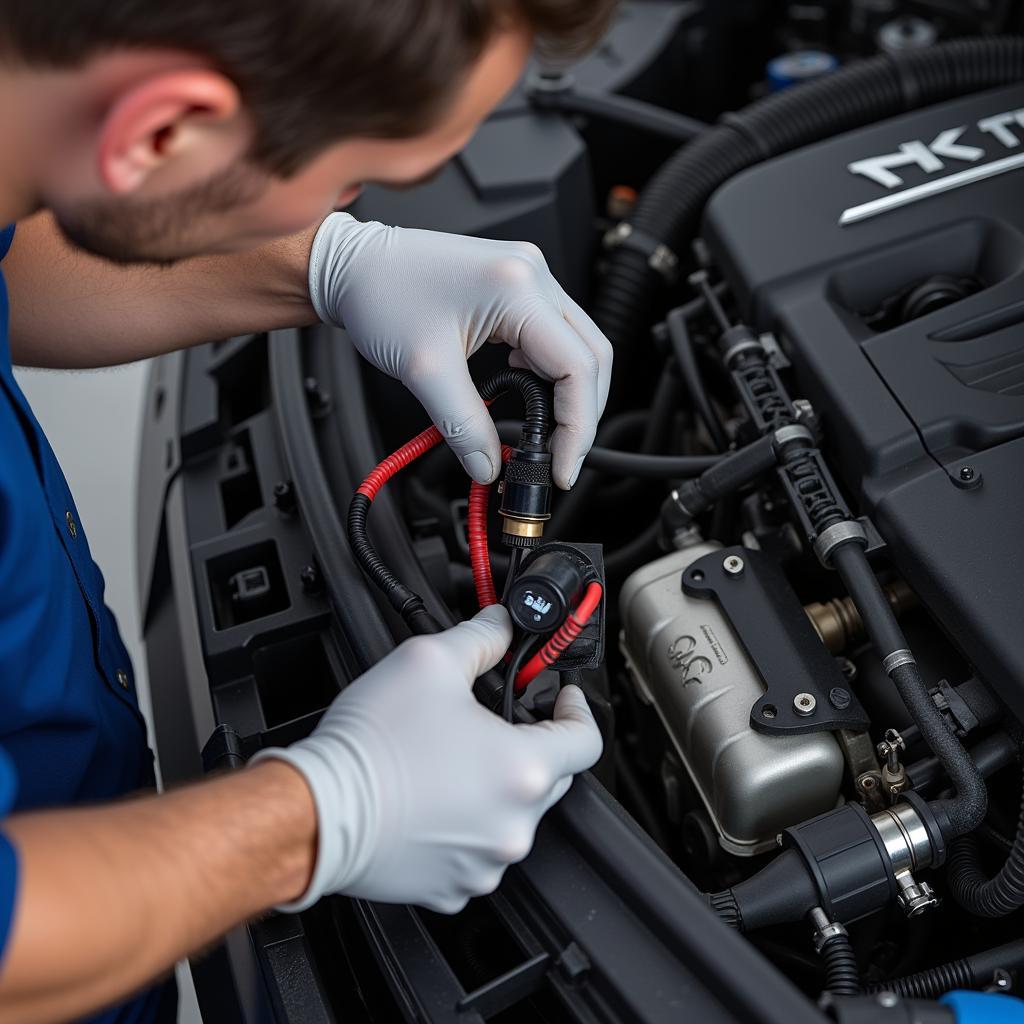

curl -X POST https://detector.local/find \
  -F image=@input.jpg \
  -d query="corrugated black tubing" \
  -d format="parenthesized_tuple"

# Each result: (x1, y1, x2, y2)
(820, 933, 861, 997)
(948, 765, 1024, 917)
(594, 37, 1024, 365)
(867, 938, 1024, 999)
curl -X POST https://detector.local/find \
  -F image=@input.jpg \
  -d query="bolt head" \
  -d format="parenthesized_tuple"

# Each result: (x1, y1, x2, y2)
(959, 466, 975, 481)
(723, 555, 745, 576)
(793, 692, 817, 716)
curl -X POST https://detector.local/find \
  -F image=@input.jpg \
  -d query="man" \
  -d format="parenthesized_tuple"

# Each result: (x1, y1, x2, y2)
(0, 2, 616, 1021)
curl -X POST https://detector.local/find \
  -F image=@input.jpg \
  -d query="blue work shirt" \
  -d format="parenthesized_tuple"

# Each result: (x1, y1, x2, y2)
(0, 224, 172, 1023)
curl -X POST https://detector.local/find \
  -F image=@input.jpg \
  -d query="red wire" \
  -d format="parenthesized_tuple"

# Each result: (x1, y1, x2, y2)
(357, 423, 444, 501)
(468, 445, 514, 608)
(514, 581, 603, 693)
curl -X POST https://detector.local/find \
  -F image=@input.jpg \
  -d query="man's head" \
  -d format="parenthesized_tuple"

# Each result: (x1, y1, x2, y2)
(0, 1, 616, 262)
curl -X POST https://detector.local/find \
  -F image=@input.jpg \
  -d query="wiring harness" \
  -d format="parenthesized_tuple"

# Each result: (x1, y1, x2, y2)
(347, 367, 604, 716)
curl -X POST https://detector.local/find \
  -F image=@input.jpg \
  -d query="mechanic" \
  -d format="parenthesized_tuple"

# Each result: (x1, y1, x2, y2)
(0, 2, 617, 1021)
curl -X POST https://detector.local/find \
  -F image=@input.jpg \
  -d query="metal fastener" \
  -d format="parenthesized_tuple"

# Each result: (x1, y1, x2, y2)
(959, 466, 975, 482)
(272, 481, 296, 514)
(299, 565, 322, 593)
(829, 686, 851, 709)
(116, 669, 130, 689)
(793, 692, 816, 716)
(65, 510, 78, 540)
(723, 555, 745, 576)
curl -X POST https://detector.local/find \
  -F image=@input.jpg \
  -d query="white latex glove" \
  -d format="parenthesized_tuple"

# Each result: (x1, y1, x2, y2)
(253, 605, 603, 914)
(308, 213, 613, 489)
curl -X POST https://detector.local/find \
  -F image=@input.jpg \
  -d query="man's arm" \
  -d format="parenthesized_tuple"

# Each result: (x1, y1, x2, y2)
(5, 212, 319, 368)
(0, 761, 316, 1024)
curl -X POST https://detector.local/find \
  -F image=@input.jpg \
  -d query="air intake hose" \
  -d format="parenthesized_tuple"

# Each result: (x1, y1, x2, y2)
(594, 36, 1024, 388)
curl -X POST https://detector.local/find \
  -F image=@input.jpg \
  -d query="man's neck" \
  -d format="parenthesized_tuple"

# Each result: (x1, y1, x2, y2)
(0, 70, 51, 225)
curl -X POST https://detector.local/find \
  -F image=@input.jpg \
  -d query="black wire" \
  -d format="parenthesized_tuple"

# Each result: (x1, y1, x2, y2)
(503, 634, 539, 723)
(666, 305, 730, 453)
(502, 547, 524, 604)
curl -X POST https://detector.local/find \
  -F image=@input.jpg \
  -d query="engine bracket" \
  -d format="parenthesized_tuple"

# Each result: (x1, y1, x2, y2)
(682, 546, 869, 735)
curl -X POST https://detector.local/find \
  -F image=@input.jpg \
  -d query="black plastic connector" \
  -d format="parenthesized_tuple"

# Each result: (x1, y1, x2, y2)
(499, 444, 552, 548)
(507, 549, 584, 633)
(511, 541, 606, 672)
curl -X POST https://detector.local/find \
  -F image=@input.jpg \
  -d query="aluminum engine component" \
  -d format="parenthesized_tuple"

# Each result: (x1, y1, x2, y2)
(620, 541, 844, 856)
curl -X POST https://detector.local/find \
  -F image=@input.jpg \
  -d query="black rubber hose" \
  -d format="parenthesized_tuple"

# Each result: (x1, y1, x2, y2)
(820, 933, 861, 998)
(495, 419, 717, 478)
(948, 765, 1024, 917)
(582, 447, 719, 478)
(666, 306, 729, 452)
(867, 938, 1024, 999)
(831, 541, 988, 838)
(594, 37, 1024, 368)
(529, 80, 708, 143)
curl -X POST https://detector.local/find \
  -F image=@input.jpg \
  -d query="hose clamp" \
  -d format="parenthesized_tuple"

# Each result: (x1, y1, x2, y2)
(813, 520, 868, 567)
(602, 222, 679, 283)
(808, 907, 848, 952)
(882, 649, 916, 674)
(771, 424, 814, 458)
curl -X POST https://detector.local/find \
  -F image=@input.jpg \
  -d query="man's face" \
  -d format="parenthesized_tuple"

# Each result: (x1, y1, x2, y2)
(52, 27, 532, 264)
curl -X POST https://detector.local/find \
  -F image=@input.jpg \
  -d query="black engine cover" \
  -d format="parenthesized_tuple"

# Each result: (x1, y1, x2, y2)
(705, 83, 1024, 717)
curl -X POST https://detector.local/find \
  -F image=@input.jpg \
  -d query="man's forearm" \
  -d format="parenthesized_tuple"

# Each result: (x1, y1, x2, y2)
(0, 761, 316, 1024)
(5, 212, 320, 368)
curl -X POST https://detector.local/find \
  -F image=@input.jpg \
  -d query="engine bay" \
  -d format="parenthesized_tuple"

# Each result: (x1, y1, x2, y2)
(349, 10, 1024, 1010)
(139, 3, 1024, 1020)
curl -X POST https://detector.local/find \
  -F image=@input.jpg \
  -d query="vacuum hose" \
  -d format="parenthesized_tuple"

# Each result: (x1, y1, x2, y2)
(948, 764, 1024, 917)
(594, 36, 1024, 386)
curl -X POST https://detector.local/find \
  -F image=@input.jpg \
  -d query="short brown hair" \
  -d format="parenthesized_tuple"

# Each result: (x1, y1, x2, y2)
(0, 1, 617, 175)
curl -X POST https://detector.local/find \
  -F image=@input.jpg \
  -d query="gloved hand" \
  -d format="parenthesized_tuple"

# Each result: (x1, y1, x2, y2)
(308, 213, 613, 490)
(253, 605, 603, 914)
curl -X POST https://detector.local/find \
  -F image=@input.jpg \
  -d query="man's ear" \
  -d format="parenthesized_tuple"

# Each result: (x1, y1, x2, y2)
(97, 69, 243, 194)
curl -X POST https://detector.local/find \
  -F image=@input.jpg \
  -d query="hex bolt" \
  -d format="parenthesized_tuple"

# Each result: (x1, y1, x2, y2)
(959, 466, 975, 482)
(793, 692, 817, 717)
(723, 555, 745, 576)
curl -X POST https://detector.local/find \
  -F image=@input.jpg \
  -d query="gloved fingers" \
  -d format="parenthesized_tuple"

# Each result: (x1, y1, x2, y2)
(537, 774, 574, 818)
(556, 289, 613, 421)
(519, 685, 604, 780)
(505, 312, 602, 489)
(403, 351, 502, 484)
(432, 604, 513, 683)
(422, 893, 471, 916)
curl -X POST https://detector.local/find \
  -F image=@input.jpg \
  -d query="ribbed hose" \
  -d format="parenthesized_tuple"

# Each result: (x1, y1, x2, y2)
(868, 960, 974, 1001)
(820, 933, 861, 998)
(831, 541, 988, 839)
(867, 939, 1024, 999)
(477, 368, 550, 441)
(948, 765, 1024, 916)
(594, 37, 1024, 370)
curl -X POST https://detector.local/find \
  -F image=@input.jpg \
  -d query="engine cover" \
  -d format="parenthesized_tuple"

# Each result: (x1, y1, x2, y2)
(705, 83, 1024, 718)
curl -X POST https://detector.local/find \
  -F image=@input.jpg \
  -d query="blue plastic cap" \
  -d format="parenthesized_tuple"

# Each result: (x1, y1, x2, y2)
(766, 51, 840, 92)
(941, 991, 1024, 1023)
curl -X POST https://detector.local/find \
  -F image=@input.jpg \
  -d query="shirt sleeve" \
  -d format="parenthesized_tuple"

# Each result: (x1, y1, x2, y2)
(0, 746, 19, 970)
